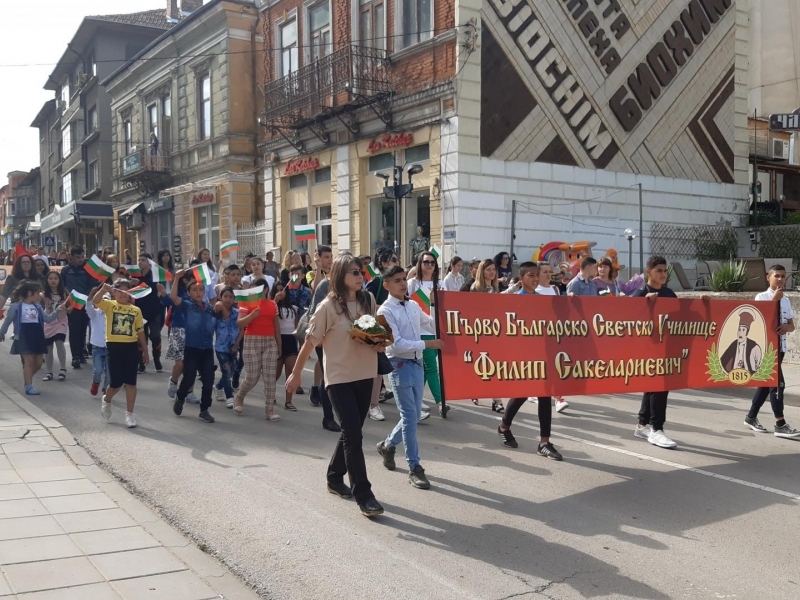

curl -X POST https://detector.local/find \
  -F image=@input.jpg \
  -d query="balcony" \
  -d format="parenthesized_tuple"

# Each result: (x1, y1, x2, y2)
(119, 148, 171, 196)
(263, 45, 393, 132)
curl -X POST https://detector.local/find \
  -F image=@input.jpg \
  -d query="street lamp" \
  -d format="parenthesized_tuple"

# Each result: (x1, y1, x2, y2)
(375, 159, 423, 257)
(779, 194, 786, 225)
(624, 228, 636, 279)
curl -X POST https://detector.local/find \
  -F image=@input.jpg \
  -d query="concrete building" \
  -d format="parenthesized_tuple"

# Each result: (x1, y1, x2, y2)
(12, 169, 42, 247)
(105, 0, 261, 264)
(0, 171, 28, 251)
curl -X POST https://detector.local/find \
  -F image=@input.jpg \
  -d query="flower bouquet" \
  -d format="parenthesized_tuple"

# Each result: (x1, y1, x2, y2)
(350, 314, 393, 345)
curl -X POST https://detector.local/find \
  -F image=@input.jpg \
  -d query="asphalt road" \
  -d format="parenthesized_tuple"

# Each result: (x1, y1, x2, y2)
(2, 338, 799, 600)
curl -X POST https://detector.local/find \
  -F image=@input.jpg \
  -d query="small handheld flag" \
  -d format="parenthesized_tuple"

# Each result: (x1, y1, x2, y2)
(84, 255, 116, 281)
(363, 263, 379, 283)
(294, 224, 316, 242)
(220, 240, 240, 255)
(429, 245, 441, 261)
(234, 285, 266, 311)
(410, 287, 431, 316)
(190, 263, 212, 286)
(288, 274, 301, 289)
(122, 264, 142, 277)
(66, 290, 88, 310)
(148, 260, 174, 283)
(125, 283, 152, 300)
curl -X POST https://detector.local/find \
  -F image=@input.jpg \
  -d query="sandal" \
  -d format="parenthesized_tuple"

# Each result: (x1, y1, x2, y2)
(42, 373, 53, 382)
(265, 412, 282, 422)
(491, 400, 505, 414)
(284, 402, 297, 411)
(57, 369, 66, 381)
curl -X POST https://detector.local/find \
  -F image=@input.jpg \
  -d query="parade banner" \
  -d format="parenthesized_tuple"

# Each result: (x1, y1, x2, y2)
(436, 293, 780, 400)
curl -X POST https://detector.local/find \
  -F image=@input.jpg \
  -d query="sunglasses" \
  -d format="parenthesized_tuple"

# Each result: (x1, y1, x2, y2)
(350, 269, 363, 277)
(421, 260, 436, 266)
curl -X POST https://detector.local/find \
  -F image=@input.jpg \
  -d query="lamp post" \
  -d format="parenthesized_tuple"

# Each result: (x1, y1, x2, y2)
(624, 228, 636, 279)
(375, 159, 423, 262)
(779, 194, 786, 225)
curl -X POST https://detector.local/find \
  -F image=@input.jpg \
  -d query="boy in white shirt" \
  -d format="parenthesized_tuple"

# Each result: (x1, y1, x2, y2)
(85, 284, 110, 396)
(745, 264, 800, 438)
(376, 265, 445, 490)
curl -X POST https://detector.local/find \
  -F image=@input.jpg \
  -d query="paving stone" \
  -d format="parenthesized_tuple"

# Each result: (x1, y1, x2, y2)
(77, 465, 113, 484)
(46, 428, 76, 447)
(0, 534, 83, 565)
(1, 440, 60, 455)
(3, 556, 104, 594)
(0, 515, 64, 542)
(40, 493, 116, 515)
(62, 446, 93, 466)
(55, 509, 136, 534)
(0, 571, 11, 596)
(71, 526, 159, 555)
(0, 411, 39, 427)
(6, 453, 72, 470)
(16, 465, 84, 484)
(0, 471, 22, 485)
(0, 455, 11, 470)
(17, 582, 123, 600)
(28, 479, 98, 499)
(110, 571, 218, 600)
(0, 427, 29, 440)
(89, 547, 187, 581)
(0, 484, 33, 501)
(140, 519, 190, 548)
(0, 498, 48, 520)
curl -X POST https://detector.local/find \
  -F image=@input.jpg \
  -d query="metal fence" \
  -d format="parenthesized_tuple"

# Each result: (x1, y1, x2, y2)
(236, 220, 269, 258)
(650, 223, 738, 261)
(758, 224, 800, 264)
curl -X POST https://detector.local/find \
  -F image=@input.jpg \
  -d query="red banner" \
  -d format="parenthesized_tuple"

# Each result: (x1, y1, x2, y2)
(436, 293, 780, 400)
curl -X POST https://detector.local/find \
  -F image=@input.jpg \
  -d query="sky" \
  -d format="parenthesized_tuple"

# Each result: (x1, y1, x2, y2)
(0, 0, 167, 182)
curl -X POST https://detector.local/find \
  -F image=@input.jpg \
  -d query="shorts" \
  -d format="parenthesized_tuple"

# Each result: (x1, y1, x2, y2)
(165, 327, 185, 361)
(107, 342, 139, 388)
(281, 334, 298, 358)
(45, 333, 67, 346)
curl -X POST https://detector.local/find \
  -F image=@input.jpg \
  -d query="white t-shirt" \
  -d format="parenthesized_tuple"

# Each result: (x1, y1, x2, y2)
(278, 308, 297, 335)
(86, 303, 107, 348)
(535, 285, 559, 296)
(755, 288, 795, 352)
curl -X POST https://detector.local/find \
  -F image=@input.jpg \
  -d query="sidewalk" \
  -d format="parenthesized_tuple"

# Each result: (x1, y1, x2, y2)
(0, 388, 262, 600)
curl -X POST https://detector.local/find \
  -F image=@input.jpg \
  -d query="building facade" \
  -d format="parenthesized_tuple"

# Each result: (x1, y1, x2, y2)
(105, 0, 262, 264)
(0, 171, 28, 251)
(12, 169, 42, 247)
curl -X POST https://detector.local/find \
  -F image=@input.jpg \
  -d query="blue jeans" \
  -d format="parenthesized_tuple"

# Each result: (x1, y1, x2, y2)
(216, 351, 235, 399)
(386, 358, 424, 470)
(92, 346, 110, 391)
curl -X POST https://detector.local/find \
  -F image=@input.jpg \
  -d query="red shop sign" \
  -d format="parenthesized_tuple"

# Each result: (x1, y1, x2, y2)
(191, 192, 215, 206)
(284, 157, 320, 176)
(367, 132, 414, 154)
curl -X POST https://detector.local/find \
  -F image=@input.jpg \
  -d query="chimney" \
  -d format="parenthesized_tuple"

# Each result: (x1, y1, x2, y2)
(166, 0, 179, 21)
(180, 0, 204, 14)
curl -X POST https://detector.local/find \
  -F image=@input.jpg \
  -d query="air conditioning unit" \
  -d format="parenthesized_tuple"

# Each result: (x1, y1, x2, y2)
(773, 139, 790, 160)
(126, 212, 144, 230)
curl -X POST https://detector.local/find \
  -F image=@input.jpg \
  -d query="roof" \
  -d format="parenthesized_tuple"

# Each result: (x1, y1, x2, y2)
(88, 9, 173, 30)
(30, 99, 56, 128)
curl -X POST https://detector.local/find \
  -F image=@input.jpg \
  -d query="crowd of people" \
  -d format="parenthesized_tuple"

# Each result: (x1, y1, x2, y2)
(0, 242, 797, 518)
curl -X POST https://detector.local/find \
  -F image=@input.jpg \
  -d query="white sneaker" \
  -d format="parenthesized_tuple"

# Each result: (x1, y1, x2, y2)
(418, 409, 431, 422)
(226, 397, 235, 409)
(167, 379, 177, 399)
(100, 396, 112, 421)
(186, 393, 200, 405)
(555, 399, 569, 413)
(215, 387, 225, 402)
(125, 412, 137, 429)
(369, 406, 385, 421)
(633, 424, 651, 439)
(527, 396, 538, 403)
(647, 429, 677, 449)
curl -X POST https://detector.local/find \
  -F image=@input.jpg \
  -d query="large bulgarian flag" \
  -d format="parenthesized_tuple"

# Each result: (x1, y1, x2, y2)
(234, 285, 266, 311)
(190, 263, 212, 286)
(66, 290, 88, 310)
(220, 240, 239, 255)
(84, 255, 116, 281)
(148, 260, 173, 283)
(294, 224, 316, 242)
(410, 286, 431, 316)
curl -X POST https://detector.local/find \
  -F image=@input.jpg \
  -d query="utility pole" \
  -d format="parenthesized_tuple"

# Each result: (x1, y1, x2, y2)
(638, 183, 643, 273)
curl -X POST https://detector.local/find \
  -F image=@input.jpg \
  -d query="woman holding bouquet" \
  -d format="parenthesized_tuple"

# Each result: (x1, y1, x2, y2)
(286, 254, 386, 518)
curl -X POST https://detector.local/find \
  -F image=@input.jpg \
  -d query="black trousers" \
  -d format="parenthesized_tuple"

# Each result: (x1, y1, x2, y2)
(139, 312, 163, 366)
(67, 309, 90, 361)
(326, 378, 374, 504)
(177, 347, 215, 411)
(639, 391, 669, 431)
(314, 346, 336, 423)
(502, 397, 552, 438)
(748, 351, 785, 420)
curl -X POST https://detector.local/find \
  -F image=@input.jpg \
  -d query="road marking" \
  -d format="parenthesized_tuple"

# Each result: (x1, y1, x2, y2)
(453, 405, 800, 501)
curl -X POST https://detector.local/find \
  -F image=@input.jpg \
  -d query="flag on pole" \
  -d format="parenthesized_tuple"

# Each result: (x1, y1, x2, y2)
(14, 242, 29, 258)
(125, 283, 152, 300)
(190, 263, 212, 286)
(410, 287, 431, 316)
(363, 263, 379, 282)
(288, 274, 302, 290)
(234, 285, 266, 311)
(220, 240, 240, 255)
(148, 260, 174, 283)
(122, 264, 142, 277)
(429, 245, 441, 261)
(84, 255, 116, 281)
(294, 224, 316, 242)
(66, 290, 88, 310)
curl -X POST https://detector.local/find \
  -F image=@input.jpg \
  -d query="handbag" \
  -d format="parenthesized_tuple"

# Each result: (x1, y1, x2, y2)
(293, 307, 312, 343)
(377, 352, 393, 375)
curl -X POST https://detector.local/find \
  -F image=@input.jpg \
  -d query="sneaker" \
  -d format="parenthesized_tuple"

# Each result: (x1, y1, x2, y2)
(167, 379, 177, 399)
(100, 396, 112, 420)
(555, 398, 569, 413)
(322, 419, 341, 432)
(185, 393, 200, 405)
(90, 382, 99, 396)
(633, 424, 651, 440)
(382, 389, 394, 402)
(408, 465, 431, 489)
(199, 410, 215, 423)
(71, 359, 81, 369)
(310, 385, 320, 407)
(648, 429, 677, 449)
(296, 386, 305, 395)
(377, 441, 396, 470)
(137, 364, 146, 375)
(744, 416, 768, 433)
(226, 397, 235, 409)
(125, 412, 137, 428)
(215, 387, 225, 402)
(774, 423, 800, 439)
(358, 498, 384, 518)
(498, 425, 518, 448)
(537, 442, 563, 461)
(153, 357, 163, 373)
(173, 398, 185, 416)
(418, 409, 431, 423)
(528, 396, 538, 403)
(80, 357, 87, 364)
(327, 481, 353, 499)
(369, 405, 385, 421)
(438, 403, 450, 418)
(24, 385, 40, 396)
(231, 374, 240, 390)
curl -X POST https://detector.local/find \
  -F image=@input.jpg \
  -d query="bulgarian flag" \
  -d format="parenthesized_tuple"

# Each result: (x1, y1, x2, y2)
(190, 263, 212, 286)
(288, 274, 302, 289)
(66, 290, 88, 310)
(294, 224, 316, 242)
(363, 263, 379, 282)
(220, 240, 240, 255)
(410, 287, 431, 316)
(429, 245, 441, 261)
(84, 254, 116, 281)
(234, 285, 265, 311)
(122, 264, 142, 277)
(148, 260, 173, 283)
(126, 283, 152, 300)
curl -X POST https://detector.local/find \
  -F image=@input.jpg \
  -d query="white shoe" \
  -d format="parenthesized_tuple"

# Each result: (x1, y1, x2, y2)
(167, 379, 177, 399)
(185, 393, 200, 405)
(125, 412, 137, 429)
(633, 424, 651, 439)
(226, 397, 235, 409)
(527, 396, 538, 403)
(418, 409, 431, 422)
(100, 396, 112, 421)
(647, 429, 676, 449)
(555, 399, 569, 413)
(369, 406, 385, 421)
(215, 387, 225, 402)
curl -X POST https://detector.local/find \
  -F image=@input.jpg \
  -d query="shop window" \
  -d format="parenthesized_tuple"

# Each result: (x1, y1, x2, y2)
(316, 205, 333, 246)
(368, 152, 393, 172)
(314, 167, 331, 184)
(289, 173, 307, 189)
(290, 210, 309, 251)
(197, 204, 219, 258)
(405, 191, 431, 263)
(405, 144, 430, 163)
(369, 196, 396, 257)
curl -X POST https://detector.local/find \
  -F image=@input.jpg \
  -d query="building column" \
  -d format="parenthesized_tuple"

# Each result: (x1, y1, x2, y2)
(334, 145, 350, 252)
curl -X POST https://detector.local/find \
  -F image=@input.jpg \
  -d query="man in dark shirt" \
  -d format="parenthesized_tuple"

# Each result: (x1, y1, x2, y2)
(631, 255, 678, 450)
(61, 245, 95, 368)
(134, 254, 164, 374)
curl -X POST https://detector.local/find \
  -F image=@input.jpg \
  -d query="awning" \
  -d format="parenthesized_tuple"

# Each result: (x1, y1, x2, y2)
(41, 203, 75, 233)
(119, 202, 145, 218)
(40, 201, 115, 233)
(26, 221, 41, 232)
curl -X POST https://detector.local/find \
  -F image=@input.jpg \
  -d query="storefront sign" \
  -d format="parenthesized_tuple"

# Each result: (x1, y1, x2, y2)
(284, 157, 319, 176)
(436, 294, 779, 400)
(191, 192, 215, 207)
(367, 132, 414, 154)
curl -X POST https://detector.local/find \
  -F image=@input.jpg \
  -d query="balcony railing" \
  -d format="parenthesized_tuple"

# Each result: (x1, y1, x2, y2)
(120, 148, 169, 180)
(264, 45, 392, 126)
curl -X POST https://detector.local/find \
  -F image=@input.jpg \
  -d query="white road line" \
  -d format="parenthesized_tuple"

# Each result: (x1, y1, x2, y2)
(453, 405, 800, 501)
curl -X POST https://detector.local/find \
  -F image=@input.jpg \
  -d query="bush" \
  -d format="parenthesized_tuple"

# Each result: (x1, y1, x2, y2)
(708, 260, 748, 292)
(694, 228, 738, 261)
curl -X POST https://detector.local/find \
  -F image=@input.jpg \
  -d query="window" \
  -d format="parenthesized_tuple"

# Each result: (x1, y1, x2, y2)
(197, 204, 219, 258)
(88, 54, 96, 77)
(405, 144, 430, 163)
(148, 104, 158, 137)
(199, 74, 211, 140)
(88, 160, 98, 190)
(62, 125, 72, 158)
(163, 95, 171, 118)
(8, 201, 15, 217)
(88, 106, 98, 132)
(314, 167, 331, 184)
(280, 19, 298, 76)
(310, 3, 331, 62)
(62, 173, 73, 204)
(404, 191, 430, 263)
(370, 196, 395, 255)
(288, 173, 307, 189)
(368, 152, 393, 172)
(402, 0, 432, 47)
(316, 205, 333, 246)
(60, 85, 69, 108)
(359, 0, 385, 49)
(123, 120, 132, 155)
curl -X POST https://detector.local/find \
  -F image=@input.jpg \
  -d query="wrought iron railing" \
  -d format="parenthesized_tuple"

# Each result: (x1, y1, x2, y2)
(264, 45, 392, 125)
